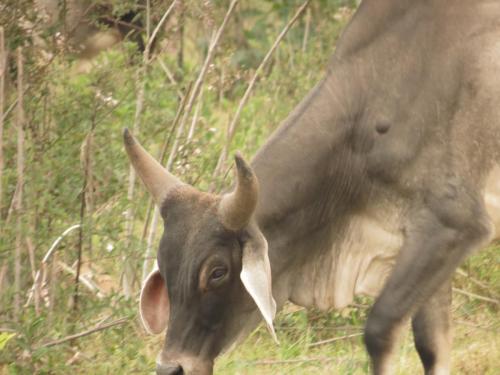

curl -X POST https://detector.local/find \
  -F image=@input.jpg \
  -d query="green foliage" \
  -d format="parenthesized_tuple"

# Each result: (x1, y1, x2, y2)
(0, 1, 498, 374)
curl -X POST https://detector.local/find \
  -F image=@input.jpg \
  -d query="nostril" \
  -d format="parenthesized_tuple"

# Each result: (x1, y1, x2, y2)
(156, 362, 183, 375)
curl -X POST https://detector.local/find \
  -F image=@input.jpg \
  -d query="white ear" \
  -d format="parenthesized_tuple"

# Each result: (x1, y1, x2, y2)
(240, 224, 278, 343)
(140, 266, 169, 334)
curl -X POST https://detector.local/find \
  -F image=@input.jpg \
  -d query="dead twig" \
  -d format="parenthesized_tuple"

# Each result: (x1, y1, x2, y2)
(157, 57, 184, 100)
(57, 261, 105, 299)
(0, 26, 5, 216)
(212, 0, 310, 184)
(244, 357, 338, 366)
(122, 1, 178, 296)
(141, 0, 239, 280)
(302, 7, 312, 53)
(456, 267, 499, 297)
(307, 332, 363, 347)
(25, 224, 81, 306)
(452, 287, 499, 306)
(0, 327, 16, 333)
(38, 317, 129, 349)
(14, 47, 25, 316)
(144, 0, 178, 60)
(0, 263, 7, 295)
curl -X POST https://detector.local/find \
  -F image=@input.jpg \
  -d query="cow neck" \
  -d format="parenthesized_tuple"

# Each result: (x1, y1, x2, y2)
(250, 72, 367, 278)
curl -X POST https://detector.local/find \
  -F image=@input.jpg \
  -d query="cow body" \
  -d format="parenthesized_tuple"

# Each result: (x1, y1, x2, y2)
(125, 1, 500, 374)
(253, 0, 500, 309)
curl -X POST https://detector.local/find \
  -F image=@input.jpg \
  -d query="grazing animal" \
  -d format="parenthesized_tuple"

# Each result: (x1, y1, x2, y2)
(125, 0, 500, 374)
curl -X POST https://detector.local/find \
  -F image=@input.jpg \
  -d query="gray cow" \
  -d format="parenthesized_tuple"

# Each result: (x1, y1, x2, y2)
(125, 0, 500, 374)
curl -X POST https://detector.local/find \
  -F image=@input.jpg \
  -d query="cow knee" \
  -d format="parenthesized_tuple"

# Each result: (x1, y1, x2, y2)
(364, 305, 398, 358)
(430, 192, 493, 248)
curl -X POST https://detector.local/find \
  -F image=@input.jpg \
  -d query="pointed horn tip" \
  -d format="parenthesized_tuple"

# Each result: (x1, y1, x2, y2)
(233, 151, 254, 180)
(123, 128, 136, 146)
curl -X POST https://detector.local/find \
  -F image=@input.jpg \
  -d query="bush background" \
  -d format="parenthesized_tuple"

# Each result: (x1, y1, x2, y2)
(0, 1, 498, 373)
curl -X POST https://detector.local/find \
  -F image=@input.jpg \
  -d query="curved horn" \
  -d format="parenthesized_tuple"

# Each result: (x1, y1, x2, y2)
(219, 152, 259, 231)
(123, 128, 181, 205)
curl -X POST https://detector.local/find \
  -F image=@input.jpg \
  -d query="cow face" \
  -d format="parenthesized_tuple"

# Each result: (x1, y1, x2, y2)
(124, 129, 277, 375)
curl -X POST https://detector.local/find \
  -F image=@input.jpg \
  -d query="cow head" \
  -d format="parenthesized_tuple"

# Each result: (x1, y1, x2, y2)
(124, 129, 277, 375)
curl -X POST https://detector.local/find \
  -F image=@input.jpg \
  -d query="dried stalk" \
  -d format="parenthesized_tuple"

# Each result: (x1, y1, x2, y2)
(139, 84, 191, 280)
(187, 87, 203, 141)
(38, 317, 128, 349)
(122, 2, 178, 297)
(157, 57, 184, 100)
(167, 0, 239, 170)
(122, 70, 144, 297)
(26, 224, 81, 306)
(0, 263, 7, 295)
(452, 287, 499, 306)
(47, 252, 57, 322)
(74, 167, 87, 312)
(212, 0, 310, 183)
(0, 27, 5, 216)
(26, 238, 37, 283)
(245, 357, 337, 366)
(178, 0, 185, 70)
(144, 0, 178, 60)
(58, 261, 105, 299)
(307, 332, 363, 347)
(14, 48, 25, 316)
(74, 111, 97, 311)
(141, 0, 239, 281)
(456, 267, 499, 297)
(302, 7, 311, 53)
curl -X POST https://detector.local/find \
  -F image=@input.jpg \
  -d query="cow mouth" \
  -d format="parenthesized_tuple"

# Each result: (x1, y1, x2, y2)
(156, 354, 214, 375)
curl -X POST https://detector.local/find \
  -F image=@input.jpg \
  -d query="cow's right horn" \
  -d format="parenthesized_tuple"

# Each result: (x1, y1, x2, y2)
(219, 152, 259, 231)
(123, 128, 182, 205)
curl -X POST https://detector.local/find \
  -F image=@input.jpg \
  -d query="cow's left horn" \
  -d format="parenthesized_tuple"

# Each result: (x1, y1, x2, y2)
(123, 128, 182, 205)
(219, 152, 259, 231)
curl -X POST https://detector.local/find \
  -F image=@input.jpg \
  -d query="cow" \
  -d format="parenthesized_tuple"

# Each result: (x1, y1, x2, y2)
(124, 0, 500, 374)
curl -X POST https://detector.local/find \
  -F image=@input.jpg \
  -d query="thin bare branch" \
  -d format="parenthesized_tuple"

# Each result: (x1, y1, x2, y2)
(141, 0, 239, 280)
(0, 262, 7, 296)
(453, 287, 499, 305)
(26, 238, 36, 282)
(14, 47, 25, 316)
(25, 224, 81, 306)
(212, 0, 310, 182)
(157, 57, 184, 100)
(167, 0, 239, 170)
(0, 26, 5, 215)
(244, 357, 338, 366)
(123, 2, 179, 296)
(145, 0, 178, 60)
(58, 261, 105, 299)
(456, 267, 499, 297)
(302, 6, 311, 53)
(74, 116, 97, 311)
(307, 332, 363, 347)
(38, 317, 129, 349)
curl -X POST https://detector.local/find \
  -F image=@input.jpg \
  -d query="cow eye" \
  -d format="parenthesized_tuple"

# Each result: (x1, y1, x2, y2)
(210, 267, 227, 281)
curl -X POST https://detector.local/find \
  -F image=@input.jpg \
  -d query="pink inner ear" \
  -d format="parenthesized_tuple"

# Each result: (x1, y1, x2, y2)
(140, 269, 170, 334)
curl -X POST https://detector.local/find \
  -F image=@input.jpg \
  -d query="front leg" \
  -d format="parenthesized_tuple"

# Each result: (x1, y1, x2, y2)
(364, 193, 492, 375)
(412, 281, 452, 375)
